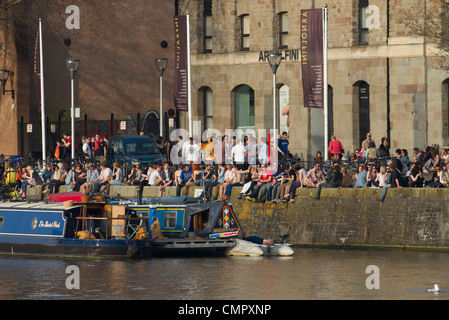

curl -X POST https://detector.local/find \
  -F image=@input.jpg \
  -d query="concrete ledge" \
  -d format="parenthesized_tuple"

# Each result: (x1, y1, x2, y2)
(27, 184, 449, 201)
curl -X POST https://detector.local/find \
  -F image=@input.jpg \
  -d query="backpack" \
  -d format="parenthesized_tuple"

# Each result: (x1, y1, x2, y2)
(368, 148, 378, 159)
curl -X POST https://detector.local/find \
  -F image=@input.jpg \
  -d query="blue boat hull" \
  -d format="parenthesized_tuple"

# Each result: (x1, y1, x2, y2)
(0, 236, 153, 259)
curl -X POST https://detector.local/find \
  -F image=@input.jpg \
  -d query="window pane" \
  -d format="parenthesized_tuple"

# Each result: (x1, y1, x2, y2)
(242, 36, 250, 49)
(205, 16, 212, 36)
(281, 13, 288, 32)
(164, 211, 177, 228)
(243, 15, 250, 34)
(205, 89, 213, 116)
(360, 7, 369, 28)
(205, 117, 213, 129)
(205, 38, 212, 51)
(280, 34, 288, 47)
(235, 85, 255, 129)
(360, 30, 369, 44)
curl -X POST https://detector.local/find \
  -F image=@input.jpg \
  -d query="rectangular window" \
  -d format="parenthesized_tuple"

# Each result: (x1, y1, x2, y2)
(241, 14, 250, 51)
(279, 12, 288, 49)
(359, 0, 369, 45)
(204, 0, 212, 52)
(164, 211, 177, 229)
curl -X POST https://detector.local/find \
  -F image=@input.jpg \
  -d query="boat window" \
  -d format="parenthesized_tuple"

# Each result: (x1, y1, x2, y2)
(164, 211, 177, 229)
(0, 216, 3, 229)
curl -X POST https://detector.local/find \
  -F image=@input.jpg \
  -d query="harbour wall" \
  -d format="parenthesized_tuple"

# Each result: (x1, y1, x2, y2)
(26, 185, 449, 251)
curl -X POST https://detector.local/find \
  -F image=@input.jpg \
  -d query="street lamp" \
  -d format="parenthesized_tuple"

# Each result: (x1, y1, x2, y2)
(267, 51, 282, 166)
(0, 69, 15, 100)
(66, 59, 79, 160)
(155, 58, 168, 137)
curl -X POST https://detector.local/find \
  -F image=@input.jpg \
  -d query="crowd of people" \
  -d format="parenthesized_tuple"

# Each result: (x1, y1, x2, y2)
(1, 130, 448, 202)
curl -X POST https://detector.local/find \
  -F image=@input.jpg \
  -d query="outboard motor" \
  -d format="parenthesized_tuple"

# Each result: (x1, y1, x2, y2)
(279, 233, 289, 244)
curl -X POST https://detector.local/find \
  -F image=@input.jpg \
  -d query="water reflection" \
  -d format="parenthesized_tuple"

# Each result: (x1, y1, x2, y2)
(1, 248, 448, 300)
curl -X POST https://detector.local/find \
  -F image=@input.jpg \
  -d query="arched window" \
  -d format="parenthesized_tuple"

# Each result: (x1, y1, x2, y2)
(354, 81, 370, 147)
(233, 85, 255, 130)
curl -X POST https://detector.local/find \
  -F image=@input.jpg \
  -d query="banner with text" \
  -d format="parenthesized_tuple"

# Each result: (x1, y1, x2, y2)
(300, 9, 324, 109)
(33, 28, 41, 110)
(174, 15, 188, 112)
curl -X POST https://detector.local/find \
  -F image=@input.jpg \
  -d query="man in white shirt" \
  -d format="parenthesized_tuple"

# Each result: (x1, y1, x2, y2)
(91, 160, 112, 195)
(82, 136, 92, 158)
(149, 164, 163, 186)
(185, 137, 200, 165)
(258, 137, 268, 165)
(231, 140, 247, 170)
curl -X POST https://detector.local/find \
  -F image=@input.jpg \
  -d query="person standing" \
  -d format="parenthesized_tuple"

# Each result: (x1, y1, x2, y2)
(378, 137, 390, 157)
(93, 134, 107, 160)
(278, 132, 290, 161)
(361, 132, 375, 152)
(328, 135, 344, 160)
(231, 140, 247, 170)
(82, 136, 92, 159)
(185, 137, 200, 166)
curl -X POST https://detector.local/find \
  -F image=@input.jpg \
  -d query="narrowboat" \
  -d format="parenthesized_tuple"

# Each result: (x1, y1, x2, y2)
(128, 196, 242, 255)
(0, 201, 153, 259)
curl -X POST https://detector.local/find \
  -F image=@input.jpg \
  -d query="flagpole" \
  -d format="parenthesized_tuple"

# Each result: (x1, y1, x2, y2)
(39, 18, 47, 162)
(323, 6, 329, 161)
(186, 12, 192, 138)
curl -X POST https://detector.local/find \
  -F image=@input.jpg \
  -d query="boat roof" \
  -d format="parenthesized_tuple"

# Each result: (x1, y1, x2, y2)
(148, 196, 200, 205)
(0, 201, 77, 211)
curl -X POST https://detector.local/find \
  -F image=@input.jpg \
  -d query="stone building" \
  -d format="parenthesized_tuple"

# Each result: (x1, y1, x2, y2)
(0, 0, 176, 156)
(177, 0, 449, 160)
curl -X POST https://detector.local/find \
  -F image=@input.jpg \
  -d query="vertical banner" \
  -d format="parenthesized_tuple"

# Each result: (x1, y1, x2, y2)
(174, 15, 188, 112)
(300, 9, 324, 109)
(33, 28, 40, 109)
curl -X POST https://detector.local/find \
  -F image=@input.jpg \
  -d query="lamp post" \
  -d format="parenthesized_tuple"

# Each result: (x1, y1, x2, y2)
(66, 59, 79, 160)
(155, 58, 168, 137)
(267, 51, 282, 167)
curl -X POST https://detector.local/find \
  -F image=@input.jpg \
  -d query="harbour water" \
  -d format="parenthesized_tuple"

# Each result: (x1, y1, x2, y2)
(1, 248, 448, 300)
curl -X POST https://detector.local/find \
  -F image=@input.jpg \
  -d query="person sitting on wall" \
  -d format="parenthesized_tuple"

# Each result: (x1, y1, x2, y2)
(304, 162, 324, 188)
(315, 163, 343, 200)
(354, 165, 368, 188)
(379, 160, 402, 202)
(245, 163, 273, 203)
(158, 162, 175, 197)
(176, 164, 196, 196)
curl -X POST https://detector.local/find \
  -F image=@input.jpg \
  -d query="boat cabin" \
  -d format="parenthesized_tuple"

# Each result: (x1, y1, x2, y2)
(129, 196, 243, 239)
